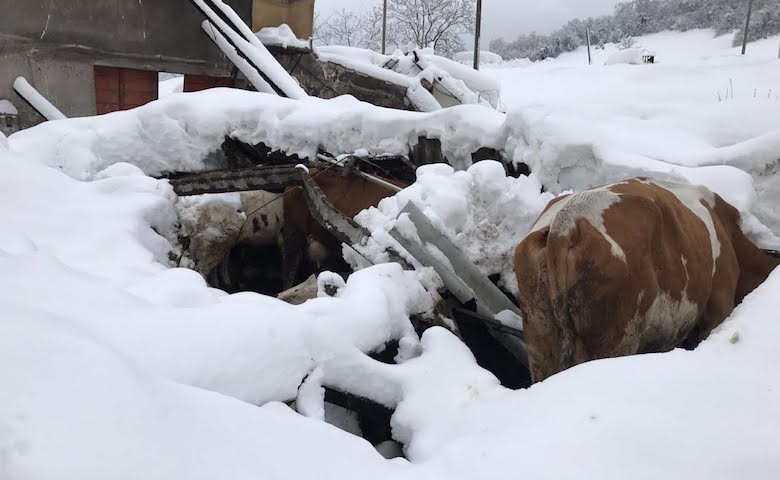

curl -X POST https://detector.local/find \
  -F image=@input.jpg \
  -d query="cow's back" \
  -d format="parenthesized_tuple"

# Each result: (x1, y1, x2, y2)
(515, 178, 775, 382)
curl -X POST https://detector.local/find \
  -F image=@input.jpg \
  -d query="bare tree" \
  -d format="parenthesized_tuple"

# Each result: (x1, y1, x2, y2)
(389, 0, 476, 56)
(315, 9, 365, 47)
(315, 0, 475, 57)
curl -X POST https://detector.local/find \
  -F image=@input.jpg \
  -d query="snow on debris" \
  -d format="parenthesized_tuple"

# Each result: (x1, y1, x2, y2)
(316, 46, 502, 110)
(453, 50, 504, 65)
(256, 23, 310, 50)
(604, 47, 655, 65)
(348, 161, 554, 295)
(7, 89, 506, 179)
(0, 98, 18, 115)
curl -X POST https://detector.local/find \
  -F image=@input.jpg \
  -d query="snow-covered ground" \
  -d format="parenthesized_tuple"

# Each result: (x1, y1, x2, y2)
(2, 29, 780, 479)
(487, 30, 780, 238)
(158, 73, 184, 98)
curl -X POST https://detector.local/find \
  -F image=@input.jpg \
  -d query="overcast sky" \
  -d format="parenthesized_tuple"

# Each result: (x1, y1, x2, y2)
(315, 0, 623, 43)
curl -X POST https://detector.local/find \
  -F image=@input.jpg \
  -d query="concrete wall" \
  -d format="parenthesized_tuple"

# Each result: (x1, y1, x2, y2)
(253, 0, 314, 39)
(0, 0, 252, 129)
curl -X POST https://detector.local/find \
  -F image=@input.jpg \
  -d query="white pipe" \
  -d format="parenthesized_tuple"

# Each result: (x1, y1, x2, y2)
(192, 0, 307, 99)
(201, 21, 276, 94)
(13, 76, 67, 121)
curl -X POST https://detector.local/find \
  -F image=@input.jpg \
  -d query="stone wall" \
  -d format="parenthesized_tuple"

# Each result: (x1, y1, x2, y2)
(269, 46, 415, 111)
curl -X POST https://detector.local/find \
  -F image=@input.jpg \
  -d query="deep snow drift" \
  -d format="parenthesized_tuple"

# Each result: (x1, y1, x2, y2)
(2, 29, 780, 480)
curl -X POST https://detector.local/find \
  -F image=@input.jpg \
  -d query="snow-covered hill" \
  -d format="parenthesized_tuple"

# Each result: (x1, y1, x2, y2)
(488, 29, 780, 241)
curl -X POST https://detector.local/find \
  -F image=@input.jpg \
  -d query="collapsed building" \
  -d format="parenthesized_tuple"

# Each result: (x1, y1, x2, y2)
(0, 0, 498, 132)
(1, 0, 531, 395)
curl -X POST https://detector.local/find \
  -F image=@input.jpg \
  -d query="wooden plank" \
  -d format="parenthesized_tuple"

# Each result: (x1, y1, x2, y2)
(400, 202, 524, 322)
(299, 171, 414, 270)
(391, 202, 529, 368)
(169, 165, 304, 196)
(388, 228, 475, 304)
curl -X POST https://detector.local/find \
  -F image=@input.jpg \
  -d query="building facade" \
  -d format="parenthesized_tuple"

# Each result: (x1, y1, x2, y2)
(0, 0, 315, 130)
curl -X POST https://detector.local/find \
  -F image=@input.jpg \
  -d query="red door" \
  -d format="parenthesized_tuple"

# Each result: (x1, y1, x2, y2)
(183, 74, 235, 92)
(94, 66, 158, 114)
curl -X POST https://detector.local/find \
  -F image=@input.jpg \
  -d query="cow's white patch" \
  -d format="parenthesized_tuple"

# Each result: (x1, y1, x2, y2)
(647, 180, 720, 273)
(632, 289, 700, 349)
(533, 187, 626, 262)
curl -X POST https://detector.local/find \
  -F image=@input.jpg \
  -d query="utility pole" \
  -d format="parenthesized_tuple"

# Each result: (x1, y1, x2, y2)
(741, 0, 754, 55)
(586, 27, 592, 65)
(473, 0, 482, 70)
(382, 0, 387, 54)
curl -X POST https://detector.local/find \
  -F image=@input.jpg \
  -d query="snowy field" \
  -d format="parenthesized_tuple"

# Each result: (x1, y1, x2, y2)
(487, 29, 780, 240)
(1, 30, 780, 479)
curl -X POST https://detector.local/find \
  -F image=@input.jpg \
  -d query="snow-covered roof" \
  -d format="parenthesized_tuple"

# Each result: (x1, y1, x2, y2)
(256, 23, 310, 50)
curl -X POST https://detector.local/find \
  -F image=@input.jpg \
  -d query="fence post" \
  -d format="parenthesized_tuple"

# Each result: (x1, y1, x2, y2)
(473, 0, 482, 70)
(586, 27, 592, 65)
(382, 0, 387, 55)
(741, 0, 754, 55)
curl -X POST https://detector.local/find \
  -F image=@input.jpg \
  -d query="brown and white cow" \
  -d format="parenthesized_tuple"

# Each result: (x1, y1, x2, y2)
(514, 178, 779, 382)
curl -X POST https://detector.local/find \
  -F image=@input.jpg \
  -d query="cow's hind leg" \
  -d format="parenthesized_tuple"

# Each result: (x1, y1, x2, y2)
(683, 253, 739, 349)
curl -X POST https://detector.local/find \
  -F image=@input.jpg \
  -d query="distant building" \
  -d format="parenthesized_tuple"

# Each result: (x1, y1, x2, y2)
(0, 0, 315, 130)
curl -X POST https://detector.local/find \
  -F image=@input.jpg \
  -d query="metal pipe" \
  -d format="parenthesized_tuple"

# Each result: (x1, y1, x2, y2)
(382, 0, 387, 55)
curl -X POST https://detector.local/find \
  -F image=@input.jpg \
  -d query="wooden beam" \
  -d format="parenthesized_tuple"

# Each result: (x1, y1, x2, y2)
(390, 202, 529, 368)
(168, 165, 304, 196)
(299, 171, 415, 270)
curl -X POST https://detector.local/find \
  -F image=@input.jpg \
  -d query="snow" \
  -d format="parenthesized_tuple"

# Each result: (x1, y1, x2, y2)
(604, 47, 655, 65)
(2, 27, 780, 480)
(487, 29, 780, 243)
(0, 99, 18, 115)
(256, 23, 310, 50)
(7, 90, 505, 180)
(316, 46, 442, 112)
(316, 46, 501, 110)
(349, 161, 553, 295)
(453, 50, 504, 65)
(158, 74, 184, 98)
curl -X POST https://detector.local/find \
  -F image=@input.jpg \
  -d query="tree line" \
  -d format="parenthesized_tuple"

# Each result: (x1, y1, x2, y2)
(314, 0, 476, 57)
(490, 0, 780, 61)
